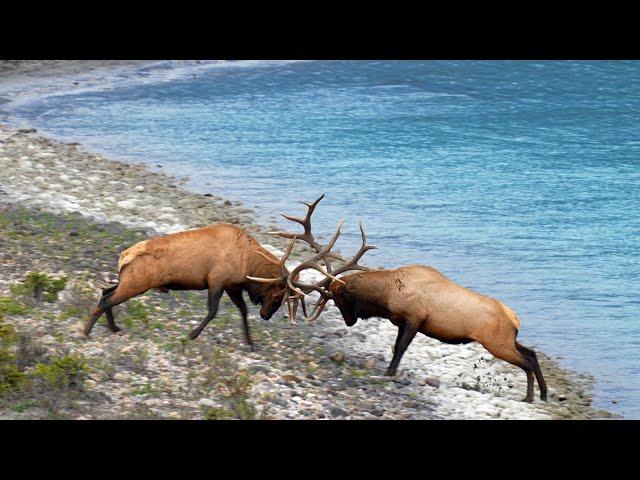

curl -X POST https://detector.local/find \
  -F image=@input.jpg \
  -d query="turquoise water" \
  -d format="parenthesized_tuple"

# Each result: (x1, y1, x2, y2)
(5, 60, 640, 417)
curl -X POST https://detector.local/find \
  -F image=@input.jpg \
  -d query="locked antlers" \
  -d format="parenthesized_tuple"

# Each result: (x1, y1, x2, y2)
(278, 195, 377, 322)
(248, 194, 377, 323)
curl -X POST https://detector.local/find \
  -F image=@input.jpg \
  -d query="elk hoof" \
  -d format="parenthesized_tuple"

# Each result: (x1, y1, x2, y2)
(541, 392, 548, 402)
(187, 329, 201, 340)
(522, 396, 534, 403)
(385, 369, 397, 377)
(108, 326, 122, 333)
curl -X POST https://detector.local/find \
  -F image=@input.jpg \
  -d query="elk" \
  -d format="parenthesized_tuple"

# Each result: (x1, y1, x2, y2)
(83, 223, 301, 350)
(256, 196, 548, 403)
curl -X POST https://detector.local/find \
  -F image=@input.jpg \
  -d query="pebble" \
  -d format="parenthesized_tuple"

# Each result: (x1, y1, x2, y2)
(393, 377, 412, 386)
(330, 351, 345, 363)
(198, 398, 216, 408)
(135, 185, 145, 192)
(116, 200, 136, 210)
(330, 406, 348, 417)
(423, 377, 441, 388)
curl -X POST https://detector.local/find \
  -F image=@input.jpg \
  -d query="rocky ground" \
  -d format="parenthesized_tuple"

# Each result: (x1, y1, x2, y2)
(0, 123, 618, 420)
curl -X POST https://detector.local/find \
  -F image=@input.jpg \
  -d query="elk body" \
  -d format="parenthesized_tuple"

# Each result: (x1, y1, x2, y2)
(324, 266, 548, 402)
(259, 195, 548, 403)
(84, 223, 295, 350)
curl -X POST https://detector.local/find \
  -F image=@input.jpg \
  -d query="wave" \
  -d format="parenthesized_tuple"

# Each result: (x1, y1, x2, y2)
(0, 60, 310, 111)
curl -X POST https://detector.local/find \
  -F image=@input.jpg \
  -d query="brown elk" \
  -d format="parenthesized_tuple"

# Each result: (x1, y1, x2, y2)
(256, 196, 548, 403)
(84, 223, 301, 350)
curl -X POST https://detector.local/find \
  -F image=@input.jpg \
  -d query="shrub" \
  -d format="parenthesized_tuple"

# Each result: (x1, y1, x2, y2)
(204, 406, 233, 420)
(0, 297, 32, 316)
(10, 272, 67, 303)
(0, 320, 27, 394)
(30, 354, 88, 392)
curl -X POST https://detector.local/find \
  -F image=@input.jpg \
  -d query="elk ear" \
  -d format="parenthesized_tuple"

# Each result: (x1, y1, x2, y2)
(331, 281, 347, 295)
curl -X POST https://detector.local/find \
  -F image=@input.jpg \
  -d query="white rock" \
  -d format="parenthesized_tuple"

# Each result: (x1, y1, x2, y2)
(135, 185, 145, 192)
(116, 200, 137, 210)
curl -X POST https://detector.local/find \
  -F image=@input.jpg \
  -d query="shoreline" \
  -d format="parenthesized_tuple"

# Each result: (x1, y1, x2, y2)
(0, 61, 617, 419)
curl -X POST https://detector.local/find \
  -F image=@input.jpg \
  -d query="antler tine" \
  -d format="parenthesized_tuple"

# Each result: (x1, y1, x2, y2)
(305, 296, 329, 323)
(301, 193, 325, 210)
(255, 250, 281, 264)
(274, 194, 326, 254)
(318, 220, 377, 286)
(246, 275, 282, 284)
(279, 235, 297, 267)
(287, 295, 299, 324)
(336, 220, 377, 273)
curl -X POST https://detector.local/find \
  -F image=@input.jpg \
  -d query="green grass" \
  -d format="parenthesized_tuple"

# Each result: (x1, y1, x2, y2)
(349, 368, 368, 378)
(122, 300, 151, 330)
(131, 383, 158, 396)
(0, 297, 32, 316)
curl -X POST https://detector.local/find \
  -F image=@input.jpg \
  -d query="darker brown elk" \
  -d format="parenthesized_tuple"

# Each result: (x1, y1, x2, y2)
(262, 197, 547, 402)
(84, 223, 298, 350)
(321, 265, 548, 402)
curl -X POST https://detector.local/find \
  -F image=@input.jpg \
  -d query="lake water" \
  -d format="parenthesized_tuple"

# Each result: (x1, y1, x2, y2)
(4, 60, 639, 417)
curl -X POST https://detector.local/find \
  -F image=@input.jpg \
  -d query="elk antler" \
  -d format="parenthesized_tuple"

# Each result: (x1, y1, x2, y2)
(322, 221, 377, 280)
(270, 194, 324, 252)
(251, 195, 377, 324)
(246, 236, 297, 284)
(285, 220, 377, 323)
(286, 220, 346, 298)
(247, 237, 305, 324)
(269, 194, 346, 267)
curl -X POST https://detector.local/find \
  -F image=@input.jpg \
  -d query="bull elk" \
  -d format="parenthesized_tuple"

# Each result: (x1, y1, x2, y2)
(255, 195, 548, 402)
(84, 223, 301, 350)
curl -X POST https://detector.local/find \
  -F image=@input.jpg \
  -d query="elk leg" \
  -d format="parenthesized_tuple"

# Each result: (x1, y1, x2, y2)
(84, 285, 120, 336)
(385, 323, 417, 376)
(481, 339, 536, 402)
(104, 307, 121, 333)
(517, 342, 548, 401)
(226, 288, 254, 352)
(188, 288, 223, 340)
(391, 323, 406, 354)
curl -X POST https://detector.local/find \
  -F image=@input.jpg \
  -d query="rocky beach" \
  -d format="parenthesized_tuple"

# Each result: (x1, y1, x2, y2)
(0, 61, 617, 419)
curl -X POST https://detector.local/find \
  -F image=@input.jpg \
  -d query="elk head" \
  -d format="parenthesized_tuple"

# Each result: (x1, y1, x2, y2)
(246, 236, 298, 321)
